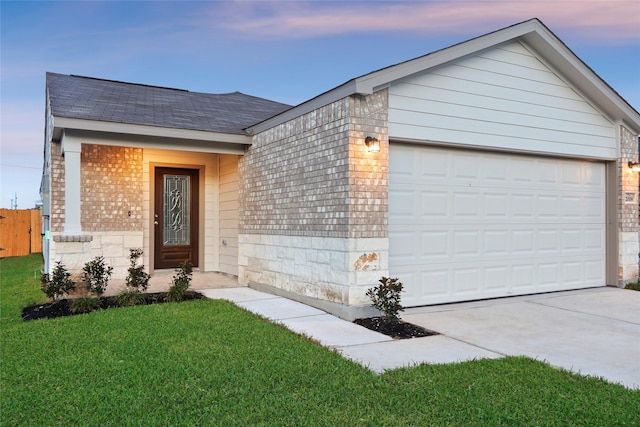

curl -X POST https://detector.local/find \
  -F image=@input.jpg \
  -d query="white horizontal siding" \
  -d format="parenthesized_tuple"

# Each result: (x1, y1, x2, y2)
(219, 155, 239, 276)
(388, 41, 616, 159)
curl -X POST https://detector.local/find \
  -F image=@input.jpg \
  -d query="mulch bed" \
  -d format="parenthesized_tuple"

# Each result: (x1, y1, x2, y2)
(22, 291, 204, 321)
(354, 317, 439, 339)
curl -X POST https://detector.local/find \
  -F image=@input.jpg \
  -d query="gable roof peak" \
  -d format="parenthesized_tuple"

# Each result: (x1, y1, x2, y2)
(249, 18, 639, 134)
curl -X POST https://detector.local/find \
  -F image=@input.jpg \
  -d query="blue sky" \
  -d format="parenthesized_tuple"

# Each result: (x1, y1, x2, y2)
(1, 0, 639, 209)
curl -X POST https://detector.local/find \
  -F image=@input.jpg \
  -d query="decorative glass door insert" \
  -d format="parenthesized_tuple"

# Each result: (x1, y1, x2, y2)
(163, 174, 191, 246)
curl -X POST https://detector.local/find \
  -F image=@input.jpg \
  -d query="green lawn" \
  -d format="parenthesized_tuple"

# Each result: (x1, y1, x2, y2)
(2, 254, 638, 426)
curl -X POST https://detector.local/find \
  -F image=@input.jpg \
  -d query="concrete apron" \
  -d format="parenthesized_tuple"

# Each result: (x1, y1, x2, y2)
(202, 286, 639, 390)
(402, 287, 640, 389)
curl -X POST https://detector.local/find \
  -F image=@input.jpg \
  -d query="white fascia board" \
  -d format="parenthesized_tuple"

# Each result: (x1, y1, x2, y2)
(61, 128, 247, 155)
(354, 20, 541, 95)
(52, 117, 252, 145)
(520, 31, 640, 134)
(246, 20, 545, 135)
(247, 80, 358, 134)
(246, 19, 639, 137)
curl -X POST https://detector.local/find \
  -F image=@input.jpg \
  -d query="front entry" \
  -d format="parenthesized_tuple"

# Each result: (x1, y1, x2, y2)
(154, 167, 199, 269)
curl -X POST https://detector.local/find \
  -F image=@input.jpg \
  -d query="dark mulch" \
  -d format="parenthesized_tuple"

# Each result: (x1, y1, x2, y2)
(354, 317, 439, 339)
(22, 291, 204, 321)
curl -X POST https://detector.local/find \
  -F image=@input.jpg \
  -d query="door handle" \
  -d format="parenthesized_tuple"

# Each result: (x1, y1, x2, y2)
(154, 221, 159, 226)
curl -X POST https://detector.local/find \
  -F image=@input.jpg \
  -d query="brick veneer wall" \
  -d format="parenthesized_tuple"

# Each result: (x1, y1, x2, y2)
(618, 125, 640, 283)
(81, 144, 143, 232)
(619, 126, 639, 232)
(50, 143, 143, 233)
(239, 90, 388, 239)
(50, 142, 65, 232)
(348, 92, 389, 238)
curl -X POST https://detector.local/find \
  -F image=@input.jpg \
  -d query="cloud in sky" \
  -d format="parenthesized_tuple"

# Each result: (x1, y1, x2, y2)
(0, 0, 638, 208)
(217, 0, 639, 42)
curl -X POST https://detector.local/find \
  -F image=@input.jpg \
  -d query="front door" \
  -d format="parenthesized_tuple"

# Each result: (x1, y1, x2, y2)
(154, 167, 199, 269)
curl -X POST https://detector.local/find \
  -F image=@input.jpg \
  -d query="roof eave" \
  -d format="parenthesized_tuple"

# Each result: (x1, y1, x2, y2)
(52, 116, 252, 145)
(519, 29, 640, 134)
(246, 80, 359, 134)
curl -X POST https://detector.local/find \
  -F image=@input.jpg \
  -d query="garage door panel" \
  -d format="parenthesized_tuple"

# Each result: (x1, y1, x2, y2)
(390, 225, 604, 261)
(585, 196, 605, 217)
(423, 231, 448, 257)
(585, 260, 605, 281)
(390, 144, 606, 306)
(538, 230, 559, 252)
(422, 192, 448, 217)
(421, 151, 449, 178)
(585, 228, 605, 249)
(389, 231, 418, 259)
(390, 186, 603, 225)
(454, 268, 481, 294)
(388, 190, 416, 217)
(485, 267, 509, 291)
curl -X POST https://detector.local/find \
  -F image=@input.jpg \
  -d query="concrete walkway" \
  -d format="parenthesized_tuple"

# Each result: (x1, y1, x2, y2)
(200, 286, 640, 389)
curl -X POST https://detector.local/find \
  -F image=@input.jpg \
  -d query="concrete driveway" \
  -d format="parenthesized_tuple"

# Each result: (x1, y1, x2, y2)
(402, 287, 640, 389)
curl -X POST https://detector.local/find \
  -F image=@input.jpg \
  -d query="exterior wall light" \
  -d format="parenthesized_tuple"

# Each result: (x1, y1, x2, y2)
(628, 161, 640, 172)
(364, 136, 380, 153)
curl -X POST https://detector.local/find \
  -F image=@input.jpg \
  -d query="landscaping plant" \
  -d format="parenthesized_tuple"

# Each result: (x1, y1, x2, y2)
(82, 256, 113, 297)
(40, 261, 75, 301)
(117, 248, 151, 306)
(71, 256, 114, 314)
(366, 276, 404, 324)
(167, 261, 193, 302)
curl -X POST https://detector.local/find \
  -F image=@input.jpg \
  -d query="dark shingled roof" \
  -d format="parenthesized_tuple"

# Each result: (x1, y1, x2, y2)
(46, 72, 292, 135)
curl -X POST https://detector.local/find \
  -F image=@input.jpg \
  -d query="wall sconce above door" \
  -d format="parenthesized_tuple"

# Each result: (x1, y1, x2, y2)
(628, 161, 640, 172)
(364, 136, 380, 153)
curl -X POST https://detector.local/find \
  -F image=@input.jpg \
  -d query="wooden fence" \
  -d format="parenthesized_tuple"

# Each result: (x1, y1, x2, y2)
(0, 209, 42, 257)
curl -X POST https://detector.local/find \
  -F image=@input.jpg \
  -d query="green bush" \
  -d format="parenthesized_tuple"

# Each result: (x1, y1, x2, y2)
(82, 256, 113, 297)
(167, 261, 193, 302)
(125, 248, 150, 292)
(366, 276, 404, 324)
(40, 261, 75, 301)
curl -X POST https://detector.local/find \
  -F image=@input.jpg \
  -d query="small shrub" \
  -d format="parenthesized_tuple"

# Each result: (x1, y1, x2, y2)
(40, 261, 75, 301)
(125, 248, 150, 292)
(70, 296, 101, 314)
(167, 261, 193, 302)
(82, 256, 113, 297)
(117, 249, 150, 307)
(366, 276, 404, 325)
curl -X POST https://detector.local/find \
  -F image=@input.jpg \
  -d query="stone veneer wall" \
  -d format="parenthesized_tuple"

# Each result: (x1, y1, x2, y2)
(238, 91, 389, 314)
(618, 125, 639, 284)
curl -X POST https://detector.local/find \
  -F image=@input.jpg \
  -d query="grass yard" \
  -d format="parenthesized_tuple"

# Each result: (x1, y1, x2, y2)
(2, 254, 639, 426)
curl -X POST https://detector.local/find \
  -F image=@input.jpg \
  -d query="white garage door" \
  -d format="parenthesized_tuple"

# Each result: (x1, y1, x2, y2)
(389, 144, 606, 307)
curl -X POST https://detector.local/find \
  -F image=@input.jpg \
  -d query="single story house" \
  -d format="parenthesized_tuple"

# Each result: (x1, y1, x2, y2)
(41, 18, 640, 319)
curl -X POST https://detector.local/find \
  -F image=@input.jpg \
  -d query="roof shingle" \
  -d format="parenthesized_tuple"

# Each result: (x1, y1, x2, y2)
(46, 73, 292, 135)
